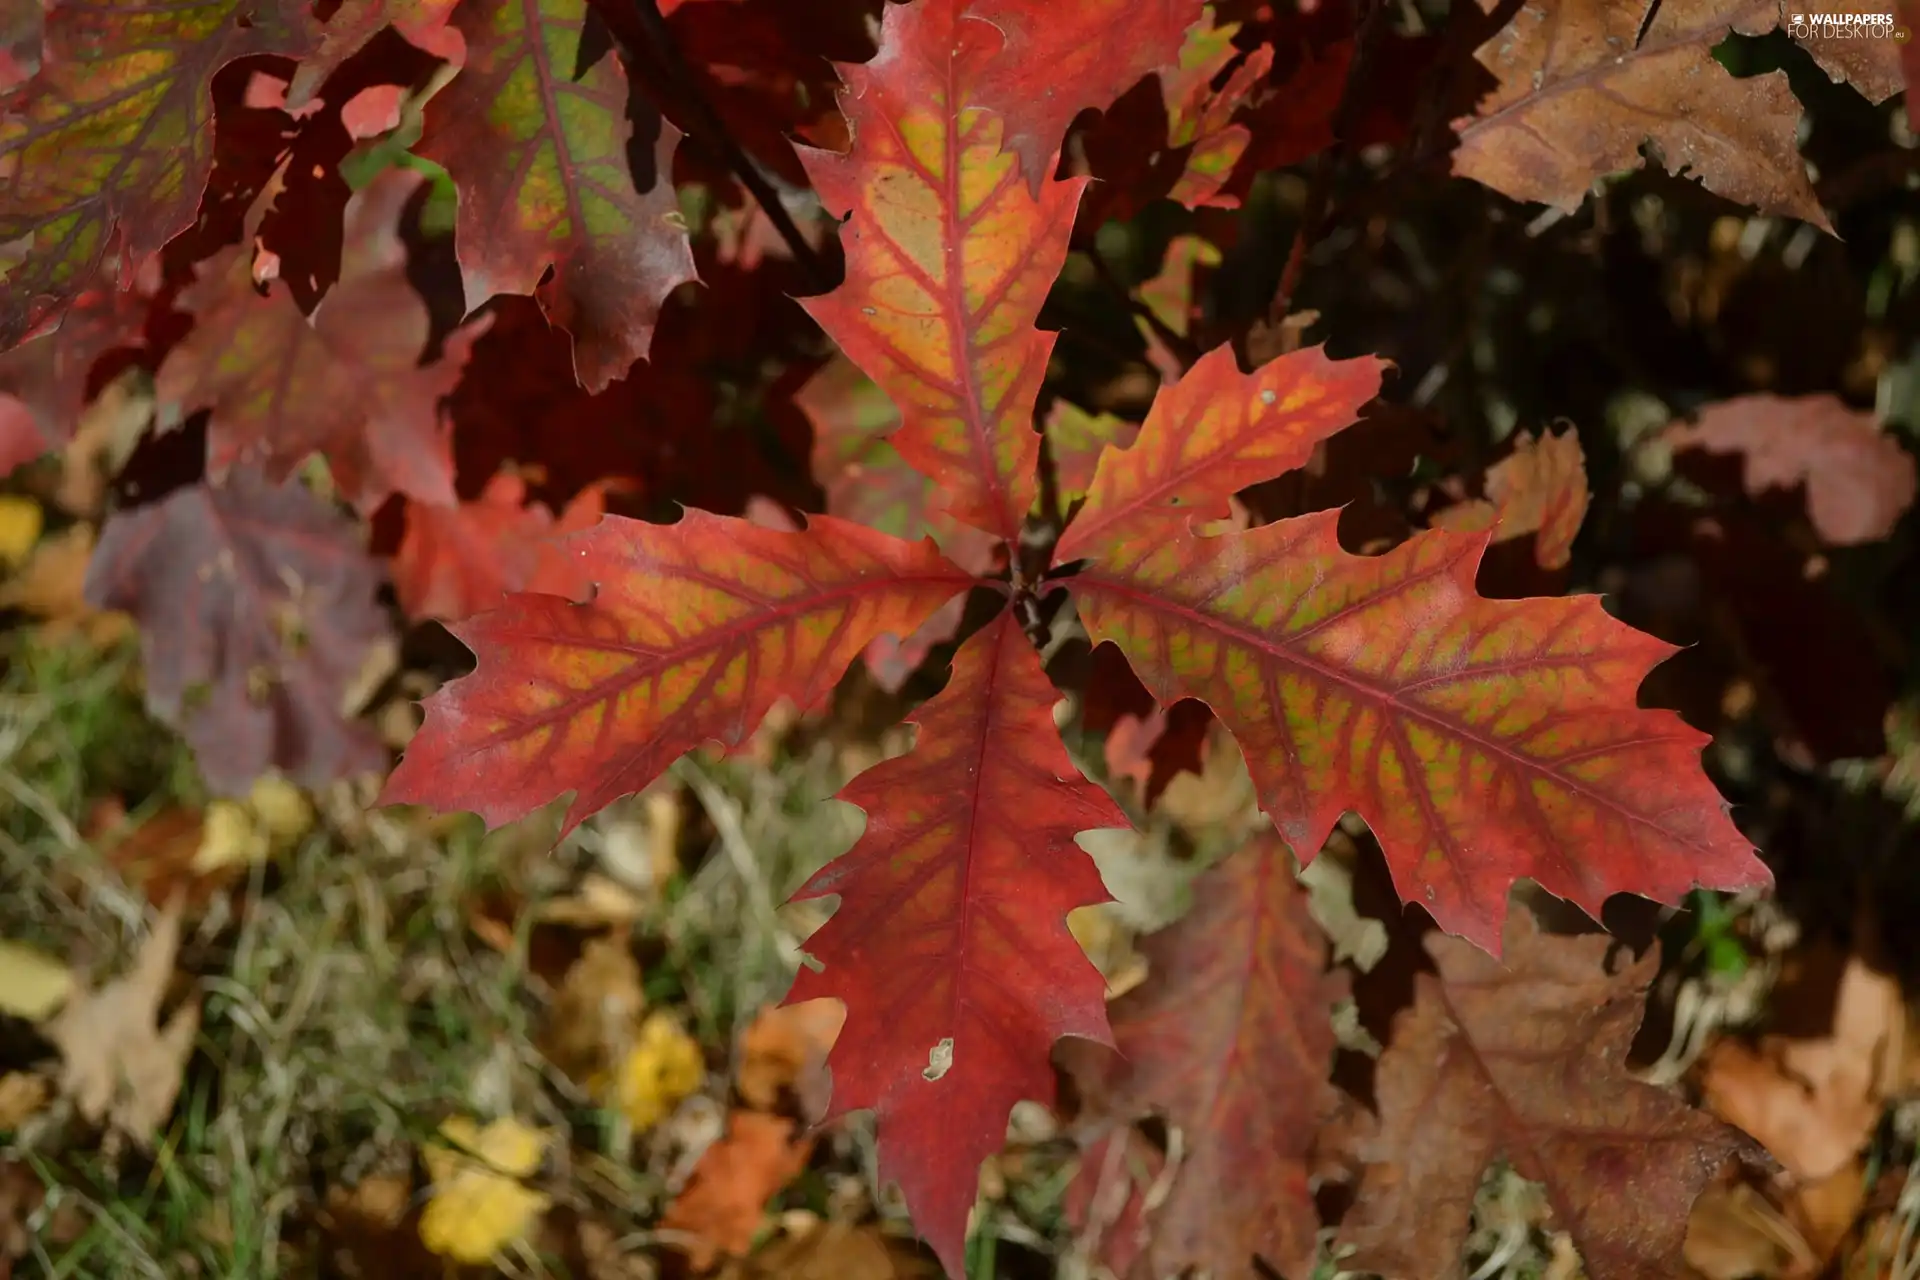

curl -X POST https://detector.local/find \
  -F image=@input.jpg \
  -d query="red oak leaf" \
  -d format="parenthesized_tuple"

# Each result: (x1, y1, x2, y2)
(1054, 342, 1386, 564)
(1064, 505, 1770, 952)
(1068, 832, 1342, 1278)
(1077, 8, 1276, 226)
(798, 0, 1086, 544)
(83, 468, 391, 795)
(415, 0, 698, 392)
(786, 611, 1126, 1276)
(380, 510, 978, 834)
(1431, 427, 1590, 571)
(155, 168, 482, 513)
(0, 0, 317, 349)
(391, 473, 605, 622)
(965, 0, 1206, 189)
(1056, 343, 1766, 950)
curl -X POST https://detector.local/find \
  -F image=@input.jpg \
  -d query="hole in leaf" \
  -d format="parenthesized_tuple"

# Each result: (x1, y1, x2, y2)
(922, 1037, 954, 1082)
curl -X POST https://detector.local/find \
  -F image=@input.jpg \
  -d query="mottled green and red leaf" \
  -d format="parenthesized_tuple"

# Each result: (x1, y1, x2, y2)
(415, 0, 697, 391)
(0, 0, 316, 348)
(799, 0, 1085, 544)
(1066, 508, 1769, 950)
(1055, 343, 1385, 563)
(381, 510, 978, 833)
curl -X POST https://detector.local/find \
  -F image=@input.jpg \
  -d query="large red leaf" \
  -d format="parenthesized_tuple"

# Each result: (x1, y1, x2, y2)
(965, 0, 1204, 189)
(1054, 343, 1385, 564)
(0, 0, 317, 349)
(415, 0, 698, 392)
(380, 511, 978, 834)
(155, 168, 480, 513)
(798, 0, 1089, 545)
(1063, 509, 1770, 951)
(785, 611, 1125, 1276)
(84, 468, 391, 795)
(1072, 832, 1342, 1279)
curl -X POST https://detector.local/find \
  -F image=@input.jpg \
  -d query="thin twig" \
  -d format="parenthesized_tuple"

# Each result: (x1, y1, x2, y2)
(624, 0, 832, 290)
(1269, 0, 1392, 324)
(1086, 248, 1200, 371)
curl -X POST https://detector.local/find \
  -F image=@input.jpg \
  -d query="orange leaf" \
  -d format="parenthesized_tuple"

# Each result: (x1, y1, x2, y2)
(965, 0, 1204, 189)
(662, 1111, 813, 1272)
(1054, 343, 1385, 564)
(799, 0, 1089, 544)
(391, 473, 605, 622)
(1064, 508, 1768, 952)
(1431, 427, 1589, 570)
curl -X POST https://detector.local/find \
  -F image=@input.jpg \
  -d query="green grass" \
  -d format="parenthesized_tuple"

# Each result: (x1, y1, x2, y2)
(0, 630, 921, 1278)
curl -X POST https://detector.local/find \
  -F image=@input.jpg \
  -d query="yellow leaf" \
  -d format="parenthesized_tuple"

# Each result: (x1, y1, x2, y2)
(0, 1072, 50, 1129)
(246, 774, 313, 848)
(189, 800, 269, 873)
(0, 496, 43, 566)
(0, 940, 73, 1021)
(616, 1012, 704, 1131)
(419, 1116, 551, 1264)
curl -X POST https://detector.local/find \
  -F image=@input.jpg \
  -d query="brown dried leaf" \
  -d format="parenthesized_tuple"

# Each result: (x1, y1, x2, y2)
(1455, 0, 1831, 228)
(742, 1220, 935, 1280)
(45, 899, 200, 1144)
(1073, 834, 1342, 1280)
(1342, 911, 1758, 1279)
(1699, 946, 1904, 1181)
(1784, 5, 1906, 102)
(1665, 394, 1917, 546)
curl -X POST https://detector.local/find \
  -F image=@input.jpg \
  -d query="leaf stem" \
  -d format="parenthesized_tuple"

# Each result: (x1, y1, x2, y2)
(623, 0, 832, 290)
